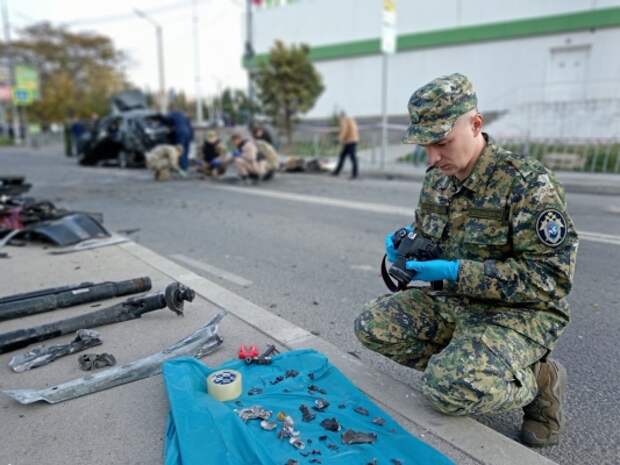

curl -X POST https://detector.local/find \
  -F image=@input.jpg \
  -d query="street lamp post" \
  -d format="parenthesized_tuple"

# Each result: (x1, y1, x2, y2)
(192, 0, 204, 124)
(134, 9, 167, 114)
(245, 0, 255, 124)
(1, 0, 21, 145)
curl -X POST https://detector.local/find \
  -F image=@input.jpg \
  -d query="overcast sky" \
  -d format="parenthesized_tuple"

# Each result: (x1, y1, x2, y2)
(7, 0, 248, 99)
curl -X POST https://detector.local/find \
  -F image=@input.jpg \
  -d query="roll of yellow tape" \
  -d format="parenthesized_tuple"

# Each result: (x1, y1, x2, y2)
(207, 369, 242, 401)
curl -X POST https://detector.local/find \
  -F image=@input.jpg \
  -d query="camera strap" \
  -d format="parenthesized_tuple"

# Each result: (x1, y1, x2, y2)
(381, 255, 409, 293)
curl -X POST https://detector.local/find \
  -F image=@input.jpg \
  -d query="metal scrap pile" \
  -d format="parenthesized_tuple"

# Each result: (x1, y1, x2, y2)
(0, 176, 114, 254)
(0, 276, 224, 404)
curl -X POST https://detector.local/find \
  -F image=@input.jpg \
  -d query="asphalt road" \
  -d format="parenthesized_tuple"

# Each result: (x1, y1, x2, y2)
(3, 147, 620, 465)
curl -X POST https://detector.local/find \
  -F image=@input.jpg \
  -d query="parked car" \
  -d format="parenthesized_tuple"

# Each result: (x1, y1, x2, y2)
(78, 91, 174, 167)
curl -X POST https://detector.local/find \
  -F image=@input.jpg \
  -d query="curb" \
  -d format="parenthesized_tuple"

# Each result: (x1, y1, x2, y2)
(120, 240, 558, 465)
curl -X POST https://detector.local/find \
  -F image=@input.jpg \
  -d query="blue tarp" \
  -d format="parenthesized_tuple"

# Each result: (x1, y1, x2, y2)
(163, 349, 455, 465)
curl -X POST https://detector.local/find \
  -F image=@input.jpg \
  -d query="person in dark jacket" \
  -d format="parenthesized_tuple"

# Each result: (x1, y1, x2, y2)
(167, 110, 194, 172)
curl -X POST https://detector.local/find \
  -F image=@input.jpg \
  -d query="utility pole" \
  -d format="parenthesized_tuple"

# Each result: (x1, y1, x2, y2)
(245, 0, 255, 124)
(1, 0, 21, 145)
(192, 0, 203, 124)
(134, 9, 167, 114)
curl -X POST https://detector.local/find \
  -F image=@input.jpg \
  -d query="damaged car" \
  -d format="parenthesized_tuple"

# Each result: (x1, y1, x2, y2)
(78, 90, 174, 168)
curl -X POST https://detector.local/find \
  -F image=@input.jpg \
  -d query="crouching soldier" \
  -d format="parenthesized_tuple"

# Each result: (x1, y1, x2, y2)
(354, 73, 578, 447)
(201, 130, 228, 177)
(145, 144, 182, 181)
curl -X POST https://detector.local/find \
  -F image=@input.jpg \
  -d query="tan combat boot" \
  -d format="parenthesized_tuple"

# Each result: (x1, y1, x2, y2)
(521, 359, 567, 447)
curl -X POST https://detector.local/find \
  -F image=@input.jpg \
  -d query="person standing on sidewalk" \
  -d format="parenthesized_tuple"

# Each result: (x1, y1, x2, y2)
(332, 111, 359, 179)
(354, 73, 578, 447)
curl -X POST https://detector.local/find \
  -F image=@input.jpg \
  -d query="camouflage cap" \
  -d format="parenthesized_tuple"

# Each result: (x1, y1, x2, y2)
(402, 73, 478, 145)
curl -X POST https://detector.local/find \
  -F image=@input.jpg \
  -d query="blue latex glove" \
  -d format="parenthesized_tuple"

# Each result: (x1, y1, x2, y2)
(210, 159, 221, 167)
(384, 225, 414, 263)
(405, 259, 460, 282)
(232, 149, 241, 158)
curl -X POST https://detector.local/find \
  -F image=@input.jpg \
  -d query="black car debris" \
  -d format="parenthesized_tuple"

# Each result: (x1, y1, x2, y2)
(78, 90, 174, 167)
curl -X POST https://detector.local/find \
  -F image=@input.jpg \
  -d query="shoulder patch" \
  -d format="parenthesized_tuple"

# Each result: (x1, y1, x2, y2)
(536, 209, 567, 247)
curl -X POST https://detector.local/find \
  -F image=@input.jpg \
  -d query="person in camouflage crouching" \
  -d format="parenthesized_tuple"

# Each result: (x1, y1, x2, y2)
(354, 73, 578, 447)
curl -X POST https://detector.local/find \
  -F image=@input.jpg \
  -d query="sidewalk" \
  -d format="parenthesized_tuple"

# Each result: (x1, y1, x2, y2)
(0, 241, 557, 465)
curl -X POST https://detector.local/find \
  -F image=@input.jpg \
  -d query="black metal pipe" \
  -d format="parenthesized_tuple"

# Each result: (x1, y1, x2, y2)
(0, 277, 152, 322)
(0, 282, 195, 354)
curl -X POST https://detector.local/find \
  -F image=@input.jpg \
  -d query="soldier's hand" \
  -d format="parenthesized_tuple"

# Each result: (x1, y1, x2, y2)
(405, 259, 460, 282)
(385, 225, 414, 262)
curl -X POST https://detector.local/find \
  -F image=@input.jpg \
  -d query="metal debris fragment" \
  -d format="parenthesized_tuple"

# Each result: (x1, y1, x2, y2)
(341, 429, 377, 445)
(1, 313, 224, 404)
(8, 329, 102, 373)
(248, 387, 263, 396)
(313, 398, 329, 411)
(372, 417, 386, 426)
(78, 352, 116, 371)
(319, 418, 341, 432)
(299, 404, 316, 422)
(308, 384, 326, 395)
(354, 406, 369, 416)
(236, 406, 272, 422)
(260, 420, 277, 431)
(289, 437, 305, 449)
(270, 375, 284, 385)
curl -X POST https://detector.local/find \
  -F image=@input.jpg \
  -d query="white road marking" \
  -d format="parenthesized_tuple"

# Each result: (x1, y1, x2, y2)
(208, 184, 413, 217)
(350, 264, 375, 272)
(208, 184, 620, 247)
(578, 231, 620, 246)
(170, 254, 253, 287)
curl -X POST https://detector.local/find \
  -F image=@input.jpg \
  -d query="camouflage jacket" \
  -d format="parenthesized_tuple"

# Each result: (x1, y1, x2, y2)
(415, 134, 579, 348)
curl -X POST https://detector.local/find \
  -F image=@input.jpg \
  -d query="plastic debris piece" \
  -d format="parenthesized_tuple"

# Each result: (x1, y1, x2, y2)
(341, 429, 377, 445)
(391, 459, 403, 465)
(320, 418, 341, 432)
(248, 387, 263, 396)
(372, 417, 386, 426)
(285, 369, 299, 378)
(338, 403, 346, 409)
(318, 435, 328, 441)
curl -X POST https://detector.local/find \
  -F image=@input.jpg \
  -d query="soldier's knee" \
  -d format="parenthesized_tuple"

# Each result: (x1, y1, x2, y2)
(421, 359, 498, 416)
(353, 300, 386, 348)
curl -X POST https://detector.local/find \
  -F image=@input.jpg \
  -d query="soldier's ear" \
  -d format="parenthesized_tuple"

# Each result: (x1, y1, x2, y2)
(471, 113, 483, 136)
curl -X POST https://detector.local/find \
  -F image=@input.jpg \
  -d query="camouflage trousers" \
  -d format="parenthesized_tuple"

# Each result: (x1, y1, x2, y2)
(354, 288, 548, 416)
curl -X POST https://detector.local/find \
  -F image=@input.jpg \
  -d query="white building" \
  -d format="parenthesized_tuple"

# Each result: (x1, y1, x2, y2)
(249, 0, 620, 138)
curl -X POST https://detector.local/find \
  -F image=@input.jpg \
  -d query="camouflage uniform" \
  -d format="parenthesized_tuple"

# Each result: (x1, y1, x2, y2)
(355, 74, 578, 416)
(145, 144, 181, 181)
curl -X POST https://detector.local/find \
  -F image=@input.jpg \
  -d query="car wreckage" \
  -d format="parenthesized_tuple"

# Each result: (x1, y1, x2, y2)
(78, 90, 174, 167)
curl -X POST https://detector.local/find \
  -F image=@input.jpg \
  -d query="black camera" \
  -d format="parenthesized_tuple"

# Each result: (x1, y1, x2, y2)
(382, 228, 441, 291)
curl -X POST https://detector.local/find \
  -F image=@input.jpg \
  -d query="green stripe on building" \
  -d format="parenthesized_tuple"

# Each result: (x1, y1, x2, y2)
(244, 7, 620, 67)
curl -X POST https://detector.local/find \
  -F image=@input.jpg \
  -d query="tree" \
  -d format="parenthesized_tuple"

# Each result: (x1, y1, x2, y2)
(2, 22, 128, 124)
(214, 88, 257, 126)
(254, 40, 324, 143)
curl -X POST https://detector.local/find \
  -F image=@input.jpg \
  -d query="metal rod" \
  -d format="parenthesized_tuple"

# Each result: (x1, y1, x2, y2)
(0, 277, 152, 322)
(0, 282, 194, 354)
(380, 53, 388, 171)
